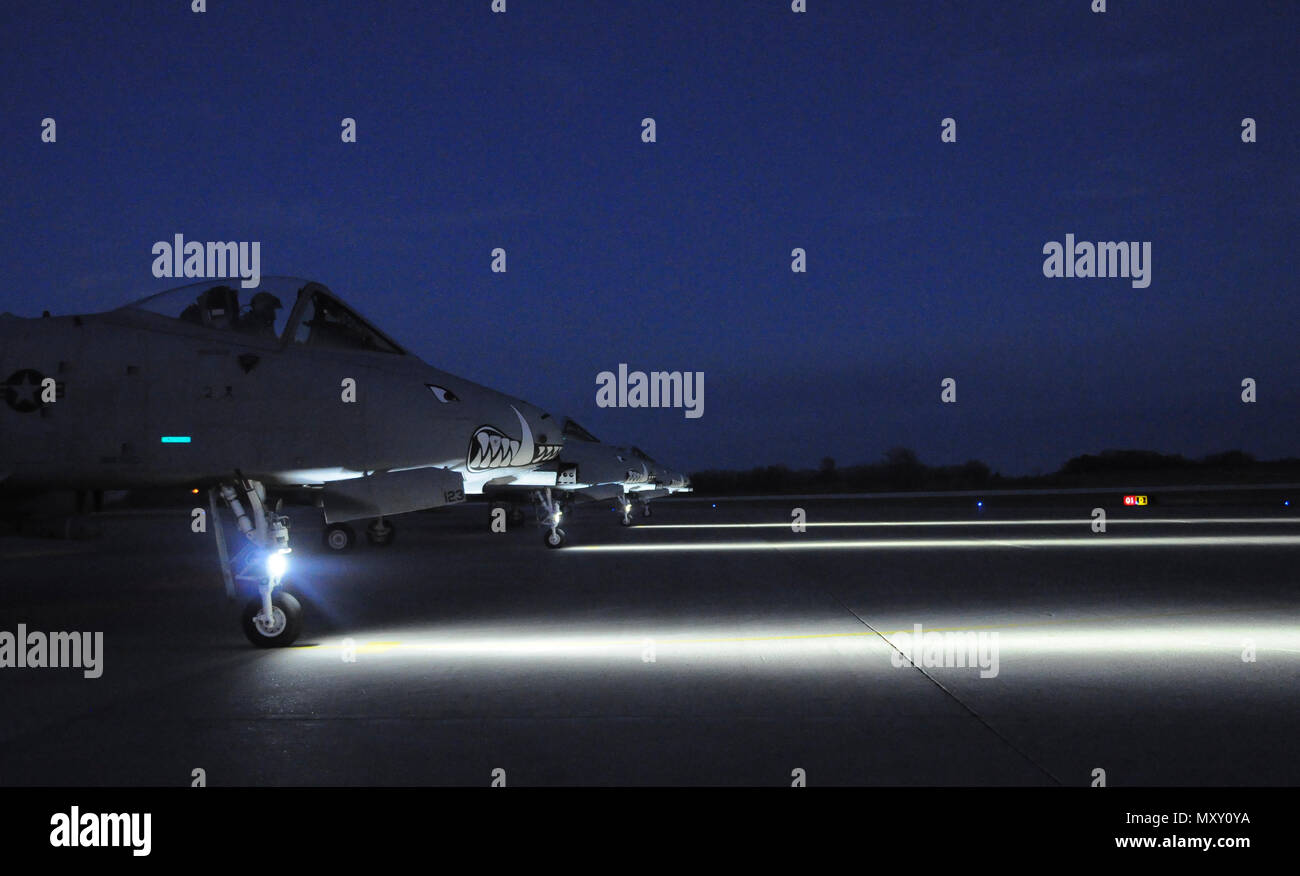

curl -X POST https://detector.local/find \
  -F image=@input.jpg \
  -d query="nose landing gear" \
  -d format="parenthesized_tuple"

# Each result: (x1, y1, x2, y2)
(212, 478, 303, 647)
(535, 488, 566, 548)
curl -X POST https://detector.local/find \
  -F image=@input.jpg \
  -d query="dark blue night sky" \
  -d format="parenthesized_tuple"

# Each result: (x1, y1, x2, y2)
(2, 1, 1296, 475)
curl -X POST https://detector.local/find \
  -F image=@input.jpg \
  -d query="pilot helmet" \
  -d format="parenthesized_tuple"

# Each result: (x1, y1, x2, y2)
(250, 292, 283, 312)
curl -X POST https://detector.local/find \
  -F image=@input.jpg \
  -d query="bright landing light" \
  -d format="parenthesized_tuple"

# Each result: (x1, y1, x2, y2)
(266, 551, 289, 578)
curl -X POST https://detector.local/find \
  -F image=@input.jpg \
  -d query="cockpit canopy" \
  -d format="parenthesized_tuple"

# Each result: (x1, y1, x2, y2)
(561, 418, 601, 443)
(120, 277, 404, 354)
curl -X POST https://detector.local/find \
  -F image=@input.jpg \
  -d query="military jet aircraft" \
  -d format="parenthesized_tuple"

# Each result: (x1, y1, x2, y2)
(0, 277, 561, 646)
(484, 417, 691, 548)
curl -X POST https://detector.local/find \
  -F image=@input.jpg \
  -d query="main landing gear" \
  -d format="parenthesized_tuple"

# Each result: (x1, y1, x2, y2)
(322, 517, 397, 552)
(365, 517, 396, 546)
(323, 522, 355, 552)
(211, 478, 302, 647)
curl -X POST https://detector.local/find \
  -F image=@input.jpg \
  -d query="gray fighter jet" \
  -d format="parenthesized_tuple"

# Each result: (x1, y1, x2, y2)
(0, 277, 561, 646)
(485, 417, 691, 548)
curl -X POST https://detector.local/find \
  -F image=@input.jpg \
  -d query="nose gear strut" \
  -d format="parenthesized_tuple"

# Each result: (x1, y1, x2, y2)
(212, 476, 302, 646)
(534, 487, 566, 548)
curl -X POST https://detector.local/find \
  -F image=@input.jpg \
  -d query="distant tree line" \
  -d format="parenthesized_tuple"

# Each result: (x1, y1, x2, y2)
(688, 448, 1300, 496)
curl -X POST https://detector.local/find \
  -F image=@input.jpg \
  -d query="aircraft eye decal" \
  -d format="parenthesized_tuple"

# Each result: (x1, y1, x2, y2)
(426, 384, 459, 403)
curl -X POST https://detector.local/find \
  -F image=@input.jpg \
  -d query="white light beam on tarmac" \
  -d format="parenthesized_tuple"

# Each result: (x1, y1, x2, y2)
(565, 535, 1300, 552)
(635, 518, 1300, 530)
(291, 619, 1300, 661)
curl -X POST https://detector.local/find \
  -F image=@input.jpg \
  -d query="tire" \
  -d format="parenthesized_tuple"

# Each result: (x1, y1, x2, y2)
(323, 522, 356, 552)
(545, 528, 565, 549)
(241, 591, 303, 647)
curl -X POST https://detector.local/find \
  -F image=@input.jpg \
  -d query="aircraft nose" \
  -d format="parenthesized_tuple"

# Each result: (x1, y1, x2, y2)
(524, 405, 557, 448)
(659, 467, 688, 489)
(508, 400, 562, 463)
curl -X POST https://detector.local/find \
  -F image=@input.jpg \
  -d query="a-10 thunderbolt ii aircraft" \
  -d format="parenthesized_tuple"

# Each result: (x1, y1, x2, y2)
(0, 277, 561, 646)
(481, 417, 691, 548)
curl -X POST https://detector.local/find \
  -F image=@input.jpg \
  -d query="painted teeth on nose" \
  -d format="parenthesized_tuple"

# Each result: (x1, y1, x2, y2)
(468, 425, 539, 470)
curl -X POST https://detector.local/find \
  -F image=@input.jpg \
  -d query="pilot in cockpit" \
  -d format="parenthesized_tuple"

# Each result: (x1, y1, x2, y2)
(179, 285, 240, 329)
(238, 291, 283, 339)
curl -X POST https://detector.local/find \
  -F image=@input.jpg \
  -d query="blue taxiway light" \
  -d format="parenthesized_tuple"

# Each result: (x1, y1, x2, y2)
(160, 436, 192, 444)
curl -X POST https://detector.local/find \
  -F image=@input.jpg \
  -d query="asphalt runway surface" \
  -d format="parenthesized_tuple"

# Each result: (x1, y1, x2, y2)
(1, 495, 1297, 786)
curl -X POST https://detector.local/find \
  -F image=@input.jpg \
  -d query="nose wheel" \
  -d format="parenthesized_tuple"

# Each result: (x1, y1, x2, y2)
(241, 589, 303, 647)
(536, 488, 567, 548)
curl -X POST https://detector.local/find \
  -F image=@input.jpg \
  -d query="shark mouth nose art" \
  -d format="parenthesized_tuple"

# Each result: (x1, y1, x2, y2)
(467, 405, 562, 472)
